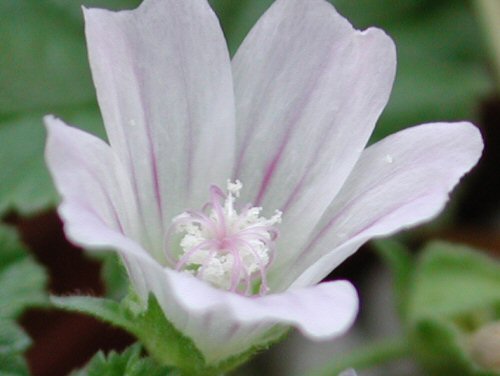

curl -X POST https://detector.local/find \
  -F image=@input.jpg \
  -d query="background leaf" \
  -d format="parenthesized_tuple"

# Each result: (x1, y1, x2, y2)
(408, 242, 500, 321)
(0, 0, 111, 215)
(407, 242, 500, 375)
(0, 318, 31, 376)
(373, 239, 414, 320)
(410, 319, 496, 376)
(0, 225, 49, 375)
(0, 225, 48, 318)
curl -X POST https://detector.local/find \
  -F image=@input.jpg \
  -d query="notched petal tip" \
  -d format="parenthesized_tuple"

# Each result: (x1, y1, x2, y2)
(43, 114, 59, 130)
(44, 115, 69, 160)
(295, 280, 358, 339)
(454, 120, 484, 159)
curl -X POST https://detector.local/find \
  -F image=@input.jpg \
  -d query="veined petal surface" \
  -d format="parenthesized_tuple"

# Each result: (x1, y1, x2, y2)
(45, 118, 357, 364)
(136, 262, 357, 363)
(44, 0, 485, 366)
(232, 0, 396, 271)
(84, 0, 235, 261)
(45, 117, 140, 242)
(283, 122, 483, 289)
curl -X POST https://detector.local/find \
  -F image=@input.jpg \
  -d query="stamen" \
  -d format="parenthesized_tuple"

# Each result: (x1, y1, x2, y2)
(168, 180, 281, 296)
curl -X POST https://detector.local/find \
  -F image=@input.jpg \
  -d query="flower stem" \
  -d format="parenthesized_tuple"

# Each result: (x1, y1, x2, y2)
(474, 0, 500, 91)
(305, 337, 411, 376)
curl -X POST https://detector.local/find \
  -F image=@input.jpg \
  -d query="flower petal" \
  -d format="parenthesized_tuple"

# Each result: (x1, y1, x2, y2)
(46, 119, 357, 363)
(278, 122, 483, 289)
(84, 0, 235, 260)
(232, 0, 396, 269)
(44, 116, 142, 244)
(55, 193, 358, 363)
(126, 257, 358, 363)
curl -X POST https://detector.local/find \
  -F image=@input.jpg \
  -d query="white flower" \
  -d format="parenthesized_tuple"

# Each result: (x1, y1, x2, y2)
(44, 0, 483, 364)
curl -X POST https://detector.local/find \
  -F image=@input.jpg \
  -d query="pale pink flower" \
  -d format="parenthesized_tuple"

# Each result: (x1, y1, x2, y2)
(45, 0, 482, 363)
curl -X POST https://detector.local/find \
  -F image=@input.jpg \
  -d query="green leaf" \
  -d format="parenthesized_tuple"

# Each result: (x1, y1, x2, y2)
(408, 242, 500, 321)
(0, 318, 31, 354)
(52, 294, 208, 374)
(0, 318, 31, 376)
(50, 295, 135, 332)
(0, 225, 49, 375)
(0, 108, 105, 215)
(72, 344, 174, 376)
(307, 337, 410, 376)
(407, 242, 500, 375)
(373, 239, 414, 320)
(0, 226, 48, 318)
(0, 352, 30, 376)
(0, 1, 93, 114)
(411, 319, 498, 376)
(0, 0, 108, 215)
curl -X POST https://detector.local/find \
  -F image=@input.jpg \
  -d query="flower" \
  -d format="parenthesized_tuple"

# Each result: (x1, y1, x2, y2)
(44, 0, 483, 365)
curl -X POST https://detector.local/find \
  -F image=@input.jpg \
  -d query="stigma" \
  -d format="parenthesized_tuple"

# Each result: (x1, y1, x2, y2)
(170, 180, 281, 296)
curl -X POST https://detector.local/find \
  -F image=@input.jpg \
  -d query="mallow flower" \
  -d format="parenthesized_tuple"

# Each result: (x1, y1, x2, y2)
(45, 0, 483, 367)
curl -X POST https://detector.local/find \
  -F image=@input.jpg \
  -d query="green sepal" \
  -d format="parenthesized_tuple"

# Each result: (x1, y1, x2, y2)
(125, 294, 289, 375)
(99, 253, 129, 300)
(71, 343, 176, 376)
(50, 295, 134, 331)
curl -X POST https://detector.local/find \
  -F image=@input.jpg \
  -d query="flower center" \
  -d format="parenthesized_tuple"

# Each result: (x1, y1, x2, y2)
(169, 180, 281, 296)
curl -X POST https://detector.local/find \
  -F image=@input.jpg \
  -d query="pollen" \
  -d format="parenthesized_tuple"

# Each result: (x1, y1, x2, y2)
(169, 180, 281, 296)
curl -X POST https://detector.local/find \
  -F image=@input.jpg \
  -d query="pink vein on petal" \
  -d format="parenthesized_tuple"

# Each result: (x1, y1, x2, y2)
(253, 71, 326, 207)
(299, 192, 432, 260)
(126, 55, 165, 232)
(248, 39, 340, 207)
(254, 136, 289, 206)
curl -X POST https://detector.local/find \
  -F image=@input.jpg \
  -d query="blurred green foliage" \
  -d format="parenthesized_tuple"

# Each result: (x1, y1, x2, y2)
(0, 225, 48, 375)
(377, 240, 500, 376)
(0, 0, 492, 216)
(408, 242, 500, 376)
